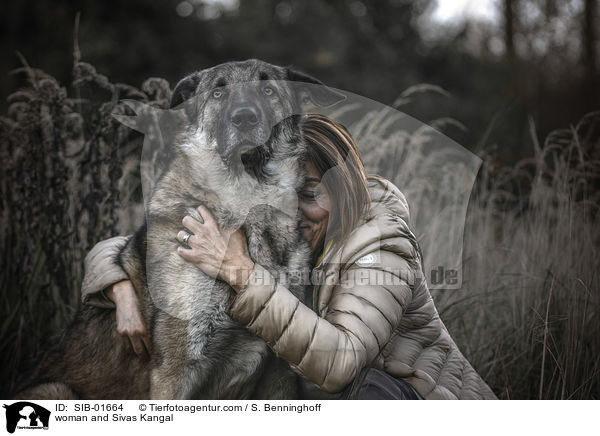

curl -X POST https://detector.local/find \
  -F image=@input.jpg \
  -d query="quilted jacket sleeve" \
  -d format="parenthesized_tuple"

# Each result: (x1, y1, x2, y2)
(227, 227, 420, 393)
(81, 235, 132, 309)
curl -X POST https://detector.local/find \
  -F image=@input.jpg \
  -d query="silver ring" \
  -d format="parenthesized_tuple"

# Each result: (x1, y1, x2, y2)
(182, 232, 192, 246)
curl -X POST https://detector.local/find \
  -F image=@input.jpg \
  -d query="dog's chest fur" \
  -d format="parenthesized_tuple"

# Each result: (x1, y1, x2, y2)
(143, 130, 310, 398)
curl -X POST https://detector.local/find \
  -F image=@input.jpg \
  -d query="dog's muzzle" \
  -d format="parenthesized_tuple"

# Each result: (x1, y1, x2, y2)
(218, 101, 273, 175)
(231, 106, 260, 132)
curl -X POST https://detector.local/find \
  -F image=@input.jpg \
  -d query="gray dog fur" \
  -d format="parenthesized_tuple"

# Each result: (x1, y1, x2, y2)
(16, 59, 344, 399)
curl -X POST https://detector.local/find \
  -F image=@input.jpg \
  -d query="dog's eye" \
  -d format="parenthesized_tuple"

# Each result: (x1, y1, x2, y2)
(212, 89, 223, 99)
(263, 86, 274, 96)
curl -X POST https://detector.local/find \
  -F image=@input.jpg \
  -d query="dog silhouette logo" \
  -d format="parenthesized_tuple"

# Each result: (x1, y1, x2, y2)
(3, 402, 50, 433)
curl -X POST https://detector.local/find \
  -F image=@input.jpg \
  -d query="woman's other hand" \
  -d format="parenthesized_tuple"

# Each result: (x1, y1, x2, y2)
(176, 205, 255, 293)
(105, 280, 151, 357)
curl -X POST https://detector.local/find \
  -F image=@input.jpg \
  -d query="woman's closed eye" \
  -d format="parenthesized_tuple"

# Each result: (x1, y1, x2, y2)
(299, 190, 320, 201)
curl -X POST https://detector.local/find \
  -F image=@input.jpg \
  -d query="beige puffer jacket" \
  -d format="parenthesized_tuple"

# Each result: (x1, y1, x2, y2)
(81, 177, 496, 399)
(227, 177, 497, 399)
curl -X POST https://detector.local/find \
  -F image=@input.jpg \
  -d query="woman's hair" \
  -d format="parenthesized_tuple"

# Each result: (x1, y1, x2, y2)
(300, 114, 371, 246)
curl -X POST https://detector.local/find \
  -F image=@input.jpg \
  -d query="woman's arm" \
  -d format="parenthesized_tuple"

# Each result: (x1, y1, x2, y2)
(177, 206, 418, 393)
(81, 236, 132, 308)
(105, 280, 151, 356)
(82, 235, 150, 357)
(227, 250, 416, 393)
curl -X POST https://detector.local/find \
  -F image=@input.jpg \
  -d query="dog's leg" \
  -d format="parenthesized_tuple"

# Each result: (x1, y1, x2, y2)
(150, 357, 201, 399)
(14, 383, 79, 400)
(251, 354, 299, 400)
(250, 245, 312, 399)
(149, 367, 181, 399)
(148, 311, 191, 399)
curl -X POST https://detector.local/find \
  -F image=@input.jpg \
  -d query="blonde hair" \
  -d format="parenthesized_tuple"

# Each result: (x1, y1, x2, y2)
(300, 114, 370, 246)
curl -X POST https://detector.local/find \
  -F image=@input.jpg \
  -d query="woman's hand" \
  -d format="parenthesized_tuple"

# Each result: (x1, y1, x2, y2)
(176, 205, 255, 293)
(105, 280, 151, 357)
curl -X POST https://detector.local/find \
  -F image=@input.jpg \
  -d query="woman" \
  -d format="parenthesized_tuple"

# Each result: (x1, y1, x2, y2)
(82, 114, 497, 400)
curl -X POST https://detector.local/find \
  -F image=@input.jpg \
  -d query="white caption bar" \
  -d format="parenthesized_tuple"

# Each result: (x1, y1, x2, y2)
(1, 400, 596, 436)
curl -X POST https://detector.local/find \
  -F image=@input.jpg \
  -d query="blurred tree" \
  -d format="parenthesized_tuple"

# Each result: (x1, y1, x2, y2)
(583, 0, 598, 111)
(504, 0, 516, 62)
(0, 0, 598, 163)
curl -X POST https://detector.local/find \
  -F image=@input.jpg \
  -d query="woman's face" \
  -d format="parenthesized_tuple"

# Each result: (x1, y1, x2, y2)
(298, 161, 331, 253)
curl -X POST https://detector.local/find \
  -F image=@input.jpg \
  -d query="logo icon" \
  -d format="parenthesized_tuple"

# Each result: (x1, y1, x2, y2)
(356, 253, 377, 266)
(3, 402, 50, 434)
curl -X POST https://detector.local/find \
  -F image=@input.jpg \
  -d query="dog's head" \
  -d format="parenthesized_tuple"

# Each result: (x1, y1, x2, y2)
(170, 59, 344, 178)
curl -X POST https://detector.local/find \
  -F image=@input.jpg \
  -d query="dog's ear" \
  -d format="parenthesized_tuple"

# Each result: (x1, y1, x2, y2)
(170, 72, 201, 108)
(170, 72, 202, 121)
(286, 68, 345, 108)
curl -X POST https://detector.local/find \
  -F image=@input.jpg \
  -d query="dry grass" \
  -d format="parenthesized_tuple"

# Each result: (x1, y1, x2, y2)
(452, 114, 600, 399)
(1, 59, 598, 399)
(351, 97, 600, 399)
(0, 55, 169, 393)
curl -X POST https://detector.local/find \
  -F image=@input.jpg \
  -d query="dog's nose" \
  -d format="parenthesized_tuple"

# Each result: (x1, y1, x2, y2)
(231, 107, 260, 131)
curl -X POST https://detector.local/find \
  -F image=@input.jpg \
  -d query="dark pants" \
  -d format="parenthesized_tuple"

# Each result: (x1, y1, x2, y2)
(343, 368, 422, 400)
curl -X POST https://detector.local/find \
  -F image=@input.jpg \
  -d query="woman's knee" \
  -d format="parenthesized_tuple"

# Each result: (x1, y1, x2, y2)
(347, 368, 421, 400)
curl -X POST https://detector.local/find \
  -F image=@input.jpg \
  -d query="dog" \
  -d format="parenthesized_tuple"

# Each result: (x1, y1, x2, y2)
(15, 59, 344, 399)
